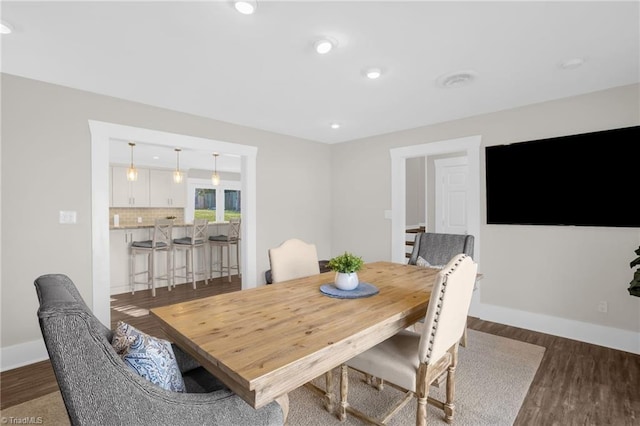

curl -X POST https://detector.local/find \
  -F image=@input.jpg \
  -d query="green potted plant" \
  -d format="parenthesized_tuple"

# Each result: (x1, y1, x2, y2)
(328, 252, 364, 290)
(629, 245, 640, 297)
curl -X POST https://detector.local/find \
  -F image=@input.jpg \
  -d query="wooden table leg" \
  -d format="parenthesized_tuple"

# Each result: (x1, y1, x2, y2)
(324, 370, 334, 413)
(275, 394, 290, 424)
(339, 365, 348, 421)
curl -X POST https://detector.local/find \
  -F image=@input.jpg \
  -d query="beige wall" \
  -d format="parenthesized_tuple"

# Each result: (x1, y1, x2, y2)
(331, 84, 640, 339)
(2, 73, 639, 365)
(1, 73, 332, 352)
(405, 157, 424, 227)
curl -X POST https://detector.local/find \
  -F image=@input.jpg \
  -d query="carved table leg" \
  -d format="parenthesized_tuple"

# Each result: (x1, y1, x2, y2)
(339, 365, 349, 421)
(324, 370, 334, 413)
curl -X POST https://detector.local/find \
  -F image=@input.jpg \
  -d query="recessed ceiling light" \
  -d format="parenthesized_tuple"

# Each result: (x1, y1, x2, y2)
(365, 68, 382, 80)
(153, 156, 160, 160)
(559, 58, 586, 70)
(315, 38, 336, 55)
(436, 70, 478, 89)
(234, 1, 257, 15)
(0, 21, 13, 35)
(330, 123, 341, 129)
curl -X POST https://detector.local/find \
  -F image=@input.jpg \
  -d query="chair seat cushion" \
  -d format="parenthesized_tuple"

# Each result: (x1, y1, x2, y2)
(346, 330, 421, 392)
(173, 237, 204, 245)
(111, 322, 186, 393)
(208, 235, 229, 241)
(131, 240, 168, 249)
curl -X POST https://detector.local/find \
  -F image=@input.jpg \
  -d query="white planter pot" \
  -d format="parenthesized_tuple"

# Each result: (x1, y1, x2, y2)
(335, 272, 359, 291)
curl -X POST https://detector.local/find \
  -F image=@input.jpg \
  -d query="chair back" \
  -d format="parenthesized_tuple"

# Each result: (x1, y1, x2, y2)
(152, 218, 174, 247)
(269, 238, 320, 283)
(34, 274, 285, 425)
(408, 232, 474, 266)
(228, 217, 241, 241)
(35, 273, 112, 341)
(418, 254, 477, 365)
(34, 274, 115, 423)
(189, 218, 209, 244)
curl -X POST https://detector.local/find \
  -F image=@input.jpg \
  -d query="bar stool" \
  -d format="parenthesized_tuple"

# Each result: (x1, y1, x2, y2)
(209, 218, 241, 282)
(129, 219, 173, 297)
(173, 218, 209, 290)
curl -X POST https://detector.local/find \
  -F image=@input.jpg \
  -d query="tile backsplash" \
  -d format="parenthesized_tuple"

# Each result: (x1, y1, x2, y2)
(110, 208, 184, 227)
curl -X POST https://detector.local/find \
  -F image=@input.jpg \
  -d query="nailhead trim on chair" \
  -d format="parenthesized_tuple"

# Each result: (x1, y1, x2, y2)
(425, 254, 468, 363)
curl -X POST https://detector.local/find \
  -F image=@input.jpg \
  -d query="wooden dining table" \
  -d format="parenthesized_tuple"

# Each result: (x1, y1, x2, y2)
(150, 261, 440, 411)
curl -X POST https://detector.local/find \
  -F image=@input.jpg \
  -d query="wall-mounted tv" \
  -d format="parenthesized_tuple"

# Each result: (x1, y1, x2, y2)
(485, 125, 640, 228)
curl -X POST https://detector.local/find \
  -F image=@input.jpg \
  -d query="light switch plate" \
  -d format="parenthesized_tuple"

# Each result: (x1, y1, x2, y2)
(59, 210, 77, 224)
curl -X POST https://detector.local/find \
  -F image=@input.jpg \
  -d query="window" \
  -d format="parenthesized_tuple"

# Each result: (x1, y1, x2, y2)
(224, 190, 241, 221)
(194, 189, 217, 221)
(187, 179, 241, 222)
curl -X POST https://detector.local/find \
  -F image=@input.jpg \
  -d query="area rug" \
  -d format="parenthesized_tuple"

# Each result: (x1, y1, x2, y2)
(0, 330, 544, 425)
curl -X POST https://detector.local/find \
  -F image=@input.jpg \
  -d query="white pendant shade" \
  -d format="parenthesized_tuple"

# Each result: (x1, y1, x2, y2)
(173, 148, 183, 183)
(126, 142, 138, 182)
(212, 153, 220, 185)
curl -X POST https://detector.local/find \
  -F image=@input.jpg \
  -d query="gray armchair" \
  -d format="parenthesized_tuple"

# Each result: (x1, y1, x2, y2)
(408, 232, 474, 266)
(407, 232, 476, 347)
(34, 274, 285, 426)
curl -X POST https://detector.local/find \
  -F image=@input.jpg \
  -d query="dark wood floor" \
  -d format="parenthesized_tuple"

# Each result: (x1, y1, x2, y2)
(2, 278, 639, 425)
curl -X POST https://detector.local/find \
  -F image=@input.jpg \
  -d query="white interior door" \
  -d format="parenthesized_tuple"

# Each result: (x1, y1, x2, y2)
(434, 156, 469, 234)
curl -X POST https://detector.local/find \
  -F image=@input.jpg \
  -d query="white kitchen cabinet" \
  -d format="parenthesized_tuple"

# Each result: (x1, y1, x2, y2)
(111, 166, 150, 207)
(149, 169, 186, 207)
(110, 229, 129, 295)
(109, 228, 151, 295)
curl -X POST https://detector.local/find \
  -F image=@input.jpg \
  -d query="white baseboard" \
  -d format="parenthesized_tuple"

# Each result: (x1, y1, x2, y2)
(1, 338, 49, 372)
(477, 302, 640, 355)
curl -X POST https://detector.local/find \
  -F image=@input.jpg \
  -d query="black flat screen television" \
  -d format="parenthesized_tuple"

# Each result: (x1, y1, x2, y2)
(485, 125, 640, 227)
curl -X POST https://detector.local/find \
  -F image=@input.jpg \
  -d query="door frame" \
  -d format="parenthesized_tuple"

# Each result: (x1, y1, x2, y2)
(390, 135, 481, 314)
(89, 120, 258, 325)
(390, 135, 480, 263)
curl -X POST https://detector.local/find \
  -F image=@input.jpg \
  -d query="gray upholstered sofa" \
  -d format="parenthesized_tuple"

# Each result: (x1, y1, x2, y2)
(35, 274, 285, 426)
(408, 232, 474, 266)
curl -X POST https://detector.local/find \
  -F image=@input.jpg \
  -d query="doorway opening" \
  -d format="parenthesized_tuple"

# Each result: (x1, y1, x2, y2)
(89, 121, 257, 325)
(390, 135, 481, 314)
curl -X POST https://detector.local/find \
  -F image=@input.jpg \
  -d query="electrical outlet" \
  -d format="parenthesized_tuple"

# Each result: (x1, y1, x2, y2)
(597, 301, 608, 313)
(59, 210, 77, 224)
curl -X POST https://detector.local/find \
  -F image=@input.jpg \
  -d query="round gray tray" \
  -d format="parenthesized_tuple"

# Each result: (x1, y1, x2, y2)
(319, 282, 379, 299)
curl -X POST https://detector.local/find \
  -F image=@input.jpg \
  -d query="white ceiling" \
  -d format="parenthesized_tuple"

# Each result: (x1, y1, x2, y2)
(1, 0, 639, 151)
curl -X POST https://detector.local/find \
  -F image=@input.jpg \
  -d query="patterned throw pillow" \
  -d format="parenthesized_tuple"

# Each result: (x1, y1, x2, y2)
(415, 256, 430, 268)
(416, 256, 445, 270)
(111, 321, 186, 392)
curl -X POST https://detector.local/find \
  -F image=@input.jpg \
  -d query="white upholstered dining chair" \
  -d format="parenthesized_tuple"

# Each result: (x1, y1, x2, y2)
(267, 238, 333, 410)
(338, 254, 478, 426)
(268, 238, 320, 283)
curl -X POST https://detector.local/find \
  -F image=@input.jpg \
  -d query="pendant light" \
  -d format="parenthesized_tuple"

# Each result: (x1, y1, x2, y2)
(173, 148, 183, 183)
(126, 142, 138, 182)
(211, 153, 220, 186)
